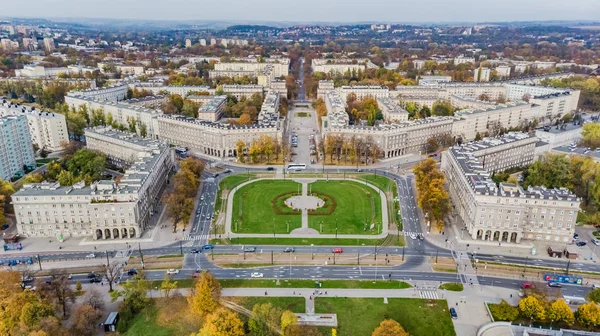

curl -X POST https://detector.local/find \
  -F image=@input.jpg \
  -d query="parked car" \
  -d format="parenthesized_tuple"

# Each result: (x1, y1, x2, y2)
(87, 272, 96, 279)
(593, 283, 600, 289)
(332, 248, 343, 253)
(202, 244, 213, 250)
(250, 272, 263, 278)
(266, 167, 275, 171)
(548, 282, 562, 288)
(574, 233, 579, 240)
(166, 269, 179, 275)
(190, 249, 200, 254)
(521, 282, 535, 289)
(127, 269, 138, 276)
(86, 253, 96, 258)
(283, 247, 295, 253)
(576, 241, 587, 247)
(244, 246, 256, 252)
(1, 224, 9, 230)
(450, 308, 458, 319)
(90, 277, 102, 283)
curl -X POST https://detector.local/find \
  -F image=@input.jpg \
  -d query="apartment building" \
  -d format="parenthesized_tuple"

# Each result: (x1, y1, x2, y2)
(474, 67, 491, 82)
(269, 80, 287, 97)
(15, 65, 69, 78)
(222, 84, 264, 100)
(258, 91, 280, 127)
(85, 127, 156, 167)
(311, 58, 377, 75)
(450, 95, 497, 110)
(418, 75, 452, 86)
(0, 101, 68, 151)
(0, 115, 35, 180)
(197, 96, 227, 122)
(0, 39, 18, 51)
(505, 83, 577, 102)
(43, 37, 55, 52)
(441, 133, 579, 244)
(97, 62, 145, 75)
(322, 90, 349, 128)
(134, 84, 213, 97)
(496, 66, 512, 78)
(12, 132, 175, 239)
(157, 115, 282, 158)
(66, 84, 128, 103)
(454, 56, 476, 65)
(376, 97, 409, 122)
(210, 58, 289, 79)
(529, 91, 579, 119)
(338, 85, 389, 101)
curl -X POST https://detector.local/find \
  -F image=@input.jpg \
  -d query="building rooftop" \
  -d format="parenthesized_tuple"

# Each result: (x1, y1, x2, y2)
(198, 96, 226, 113)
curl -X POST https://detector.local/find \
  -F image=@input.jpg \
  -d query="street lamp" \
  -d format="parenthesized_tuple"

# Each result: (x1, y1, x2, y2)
(335, 217, 338, 238)
(311, 244, 314, 260)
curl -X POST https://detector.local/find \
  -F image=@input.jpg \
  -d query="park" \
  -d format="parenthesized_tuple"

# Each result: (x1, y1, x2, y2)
(227, 178, 388, 238)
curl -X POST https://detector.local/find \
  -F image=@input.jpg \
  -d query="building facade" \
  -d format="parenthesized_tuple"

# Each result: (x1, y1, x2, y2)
(12, 131, 175, 239)
(0, 115, 35, 180)
(441, 133, 579, 244)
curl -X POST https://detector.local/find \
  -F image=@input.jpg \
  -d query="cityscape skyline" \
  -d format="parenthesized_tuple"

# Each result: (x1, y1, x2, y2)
(2, 0, 600, 23)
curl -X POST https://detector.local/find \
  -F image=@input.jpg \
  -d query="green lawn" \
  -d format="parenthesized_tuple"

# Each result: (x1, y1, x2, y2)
(213, 236, 403, 246)
(123, 303, 176, 336)
(232, 180, 302, 234)
(307, 180, 382, 234)
(439, 282, 464, 291)
(316, 298, 456, 336)
(218, 173, 258, 191)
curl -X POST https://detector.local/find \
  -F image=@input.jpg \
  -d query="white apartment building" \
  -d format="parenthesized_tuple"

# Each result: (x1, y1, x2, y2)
(322, 90, 349, 128)
(474, 67, 491, 82)
(43, 37, 55, 52)
(197, 96, 227, 122)
(535, 121, 585, 149)
(338, 85, 389, 101)
(454, 56, 476, 65)
(258, 91, 280, 127)
(0, 101, 68, 151)
(157, 115, 282, 158)
(12, 132, 175, 240)
(311, 58, 377, 75)
(450, 95, 497, 110)
(222, 85, 264, 100)
(67, 84, 128, 103)
(412, 60, 426, 70)
(269, 80, 287, 97)
(15, 65, 69, 78)
(85, 127, 157, 167)
(496, 65, 512, 78)
(134, 84, 213, 97)
(505, 83, 578, 102)
(0, 115, 35, 180)
(210, 58, 289, 79)
(529, 91, 580, 120)
(419, 75, 452, 86)
(97, 62, 145, 75)
(376, 97, 409, 123)
(199, 39, 207, 46)
(441, 133, 579, 244)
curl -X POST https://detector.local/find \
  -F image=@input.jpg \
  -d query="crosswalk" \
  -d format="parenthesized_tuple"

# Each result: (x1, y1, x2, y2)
(419, 290, 439, 300)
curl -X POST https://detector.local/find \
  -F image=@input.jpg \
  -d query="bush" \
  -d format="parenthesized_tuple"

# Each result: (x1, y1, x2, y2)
(271, 192, 301, 215)
(489, 300, 519, 322)
(307, 191, 337, 215)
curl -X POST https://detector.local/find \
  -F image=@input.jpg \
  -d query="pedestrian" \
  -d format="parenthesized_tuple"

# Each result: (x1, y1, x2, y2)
(265, 291, 267, 296)
(293, 291, 296, 295)
(325, 291, 327, 295)
(510, 294, 513, 298)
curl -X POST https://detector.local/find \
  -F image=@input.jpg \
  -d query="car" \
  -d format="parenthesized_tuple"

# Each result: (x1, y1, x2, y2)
(202, 244, 213, 250)
(87, 272, 96, 279)
(332, 248, 343, 253)
(593, 284, 600, 289)
(193, 270, 201, 278)
(574, 233, 579, 240)
(127, 269, 138, 276)
(190, 249, 200, 254)
(593, 239, 600, 246)
(22, 276, 34, 282)
(356, 168, 363, 172)
(206, 214, 211, 219)
(196, 209, 201, 214)
(86, 253, 96, 258)
(1, 224, 9, 230)
(417, 234, 424, 240)
(521, 282, 535, 289)
(576, 241, 587, 247)
(450, 308, 458, 319)
(409, 233, 417, 240)
(223, 169, 232, 174)
(266, 167, 275, 171)
(250, 272, 264, 278)
(548, 282, 562, 288)
(200, 196, 205, 201)
(283, 247, 295, 253)
(166, 269, 179, 275)
(67, 274, 73, 280)
(90, 277, 102, 283)
(244, 246, 256, 252)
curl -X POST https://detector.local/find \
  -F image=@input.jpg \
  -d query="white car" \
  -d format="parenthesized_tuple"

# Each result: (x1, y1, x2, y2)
(593, 239, 600, 246)
(593, 284, 600, 289)
(409, 233, 417, 240)
(250, 272, 263, 278)
(166, 269, 179, 275)
(86, 253, 96, 258)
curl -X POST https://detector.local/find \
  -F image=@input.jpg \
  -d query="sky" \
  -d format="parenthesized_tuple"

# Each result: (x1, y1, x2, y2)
(2, 0, 600, 23)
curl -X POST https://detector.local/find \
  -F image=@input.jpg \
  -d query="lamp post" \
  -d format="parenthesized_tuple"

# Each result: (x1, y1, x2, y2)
(335, 217, 338, 238)
(311, 244, 314, 260)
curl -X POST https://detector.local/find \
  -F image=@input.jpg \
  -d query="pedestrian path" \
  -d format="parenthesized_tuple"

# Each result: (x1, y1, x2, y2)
(419, 290, 439, 299)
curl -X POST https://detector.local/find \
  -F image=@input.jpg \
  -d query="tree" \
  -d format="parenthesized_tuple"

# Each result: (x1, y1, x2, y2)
(425, 137, 440, 154)
(110, 278, 150, 313)
(372, 319, 408, 336)
(587, 289, 600, 304)
(70, 305, 102, 335)
(432, 100, 454, 116)
(56, 170, 76, 186)
(576, 302, 600, 328)
(249, 303, 283, 336)
(44, 162, 63, 181)
(235, 141, 246, 163)
(83, 288, 104, 311)
(181, 100, 200, 118)
(40, 272, 75, 317)
(188, 271, 221, 316)
(21, 173, 44, 185)
(581, 122, 600, 149)
(474, 132, 483, 141)
(284, 325, 322, 336)
(281, 310, 298, 335)
(239, 113, 253, 125)
(140, 123, 148, 138)
(195, 307, 245, 336)
(518, 296, 546, 322)
(489, 300, 519, 321)
(75, 281, 82, 293)
(104, 260, 120, 292)
(547, 299, 574, 325)
(413, 158, 450, 230)
(160, 275, 178, 298)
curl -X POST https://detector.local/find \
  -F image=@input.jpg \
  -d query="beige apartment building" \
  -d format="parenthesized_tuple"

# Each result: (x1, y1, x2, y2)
(157, 115, 283, 158)
(441, 133, 579, 244)
(12, 131, 175, 240)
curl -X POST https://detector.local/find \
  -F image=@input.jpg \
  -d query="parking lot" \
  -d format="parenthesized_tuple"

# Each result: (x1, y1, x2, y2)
(287, 106, 319, 166)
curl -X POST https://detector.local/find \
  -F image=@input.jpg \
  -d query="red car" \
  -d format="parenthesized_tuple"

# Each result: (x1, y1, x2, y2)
(332, 248, 343, 253)
(521, 282, 535, 289)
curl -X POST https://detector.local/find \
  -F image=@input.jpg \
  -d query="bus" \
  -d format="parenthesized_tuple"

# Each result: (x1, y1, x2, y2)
(287, 163, 307, 171)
